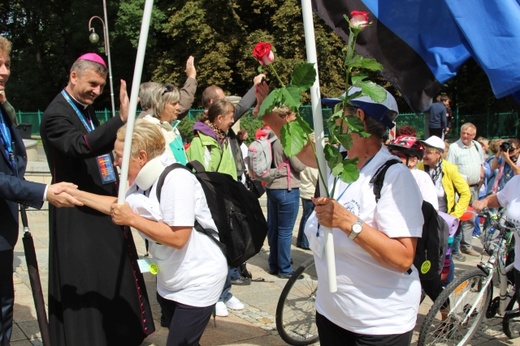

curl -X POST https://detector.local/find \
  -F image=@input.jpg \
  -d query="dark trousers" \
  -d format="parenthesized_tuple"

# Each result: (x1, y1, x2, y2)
(0, 250, 14, 346)
(428, 128, 444, 138)
(316, 312, 413, 346)
(158, 294, 214, 346)
(515, 268, 520, 305)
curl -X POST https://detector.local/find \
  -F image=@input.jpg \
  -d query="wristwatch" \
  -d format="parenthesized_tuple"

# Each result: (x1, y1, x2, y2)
(349, 218, 363, 240)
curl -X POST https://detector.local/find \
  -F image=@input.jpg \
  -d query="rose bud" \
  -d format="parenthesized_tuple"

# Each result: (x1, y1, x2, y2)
(350, 10, 369, 30)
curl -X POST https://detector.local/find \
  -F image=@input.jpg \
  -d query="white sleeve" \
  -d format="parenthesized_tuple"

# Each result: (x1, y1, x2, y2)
(376, 165, 424, 238)
(497, 175, 520, 207)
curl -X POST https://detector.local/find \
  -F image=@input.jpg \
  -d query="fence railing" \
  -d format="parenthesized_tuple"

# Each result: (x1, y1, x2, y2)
(15, 107, 519, 140)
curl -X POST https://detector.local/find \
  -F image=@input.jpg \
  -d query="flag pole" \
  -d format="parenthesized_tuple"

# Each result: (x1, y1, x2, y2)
(118, 0, 154, 203)
(301, 0, 337, 293)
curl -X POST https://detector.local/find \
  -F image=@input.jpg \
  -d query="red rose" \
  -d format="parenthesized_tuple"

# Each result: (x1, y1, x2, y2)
(350, 10, 369, 30)
(253, 42, 275, 66)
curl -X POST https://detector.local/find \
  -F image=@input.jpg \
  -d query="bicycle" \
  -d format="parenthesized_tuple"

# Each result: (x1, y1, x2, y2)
(418, 208, 520, 345)
(275, 256, 319, 345)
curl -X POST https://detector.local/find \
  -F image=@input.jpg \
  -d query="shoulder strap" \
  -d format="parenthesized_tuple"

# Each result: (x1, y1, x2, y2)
(370, 159, 402, 202)
(156, 163, 188, 201)
(473, 140, 483, 155)
(155, 160, 226, 254)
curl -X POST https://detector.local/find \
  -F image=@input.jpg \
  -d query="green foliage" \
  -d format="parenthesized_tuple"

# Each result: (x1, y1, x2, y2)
(238, 113, 265, 145)
(177, 117, 195, 144)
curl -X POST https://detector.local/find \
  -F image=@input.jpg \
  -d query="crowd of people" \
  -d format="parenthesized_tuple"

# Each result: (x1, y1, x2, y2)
(1, 30, 519, 346)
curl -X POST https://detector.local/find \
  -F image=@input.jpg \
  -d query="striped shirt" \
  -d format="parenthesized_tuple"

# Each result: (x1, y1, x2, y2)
(447, 139, 484, 185)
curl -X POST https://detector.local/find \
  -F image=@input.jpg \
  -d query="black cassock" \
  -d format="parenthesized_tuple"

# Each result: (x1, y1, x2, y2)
(40, 90, 154, 346)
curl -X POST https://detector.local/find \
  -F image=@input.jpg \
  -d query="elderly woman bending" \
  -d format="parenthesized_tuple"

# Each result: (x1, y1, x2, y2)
(65, 120, 227, 346)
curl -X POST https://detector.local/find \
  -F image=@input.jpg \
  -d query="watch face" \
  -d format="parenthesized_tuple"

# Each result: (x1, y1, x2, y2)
(353, 223, 362, 233)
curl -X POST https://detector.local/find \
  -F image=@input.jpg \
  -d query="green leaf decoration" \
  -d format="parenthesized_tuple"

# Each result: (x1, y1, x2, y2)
(257, 88, 282, 117)
(290, 63, 316, 90)
(280, 120, 308, 157)
(323, 143, 340, 162)
(294, 114, 314, 134)
(336, 132, 353, 150)
(348, 56, 383, 71)
(351, 74, 371, 87)
(331, 162, 344, 176)
(280, 86, 302, 109)
(358, 81, 387, 103)
(339, 159, 360, 183)
(345, 115, 365, 133)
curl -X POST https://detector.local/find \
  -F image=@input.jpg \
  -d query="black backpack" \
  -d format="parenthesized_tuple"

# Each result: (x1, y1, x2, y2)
(371, 159, 449, 280)
(156, 160, 268, 267)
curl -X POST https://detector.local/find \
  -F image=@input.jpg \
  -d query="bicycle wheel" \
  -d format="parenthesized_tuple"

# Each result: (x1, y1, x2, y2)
(276, 257, 319, 345)
(502, 291, 520, 339)
(418, 268, 492, 346)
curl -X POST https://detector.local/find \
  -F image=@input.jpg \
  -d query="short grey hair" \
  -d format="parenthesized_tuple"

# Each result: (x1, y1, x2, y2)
(139, 82, 161, 111)
(151, 84, 180, 121)
(70, 59, 107, 77)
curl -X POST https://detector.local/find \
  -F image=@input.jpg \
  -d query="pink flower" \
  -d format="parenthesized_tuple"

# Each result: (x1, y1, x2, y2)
(252, 42, 275, 66)
(350, 10, 369, 30)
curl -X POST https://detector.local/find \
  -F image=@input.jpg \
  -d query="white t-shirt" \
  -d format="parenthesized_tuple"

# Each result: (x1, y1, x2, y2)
(410, 168, 439, 210)
(496, 175, 520, 270)
(126, 166, 227, 307)
(305, 146, 423, 335)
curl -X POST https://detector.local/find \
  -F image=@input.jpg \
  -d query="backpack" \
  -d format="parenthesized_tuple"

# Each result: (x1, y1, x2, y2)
(371, 159, 450, 280)
(246, 135, 289, 184)
(156, 160, 268, 267)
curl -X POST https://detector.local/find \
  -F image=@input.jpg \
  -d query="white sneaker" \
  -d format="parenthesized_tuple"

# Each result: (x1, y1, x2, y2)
(215, 301, 228, 317)
(225, 295, 244, 310)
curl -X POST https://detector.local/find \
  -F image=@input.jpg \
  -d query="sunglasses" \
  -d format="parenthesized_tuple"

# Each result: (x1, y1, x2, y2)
(162, 84, 174, 96)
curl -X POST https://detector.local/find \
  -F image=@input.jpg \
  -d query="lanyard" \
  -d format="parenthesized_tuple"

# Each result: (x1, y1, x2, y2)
(61, 90, 95, 132)
(0, 109, 16, 170)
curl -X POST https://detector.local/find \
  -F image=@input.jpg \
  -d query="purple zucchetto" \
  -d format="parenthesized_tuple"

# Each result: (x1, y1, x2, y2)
(76, 53, 107, 68)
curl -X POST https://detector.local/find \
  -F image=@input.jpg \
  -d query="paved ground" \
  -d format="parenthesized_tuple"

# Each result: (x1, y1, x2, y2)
(8, 142, 520, 345)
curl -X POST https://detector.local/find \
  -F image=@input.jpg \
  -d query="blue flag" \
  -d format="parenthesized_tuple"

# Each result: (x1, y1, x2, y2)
(312, 0, 520, 112)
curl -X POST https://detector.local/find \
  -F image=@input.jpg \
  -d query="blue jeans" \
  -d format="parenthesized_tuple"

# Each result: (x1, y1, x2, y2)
(267, 188, 300, 275)
(460, 186, 479, 251)
(218, 267, 238, 303)
(297, 198, 314, 249)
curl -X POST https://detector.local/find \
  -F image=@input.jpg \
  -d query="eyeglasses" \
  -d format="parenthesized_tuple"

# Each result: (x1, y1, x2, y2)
(162, 84, 174, 96)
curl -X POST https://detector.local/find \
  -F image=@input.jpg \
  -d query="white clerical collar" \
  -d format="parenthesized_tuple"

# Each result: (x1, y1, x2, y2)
(67, 92, 88, 109)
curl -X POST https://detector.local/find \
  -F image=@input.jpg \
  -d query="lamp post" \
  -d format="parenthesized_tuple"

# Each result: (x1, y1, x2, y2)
(88, 1, 115, 118)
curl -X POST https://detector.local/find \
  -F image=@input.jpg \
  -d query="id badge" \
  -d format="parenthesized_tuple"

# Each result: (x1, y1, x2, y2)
(96, 154, 117, 184)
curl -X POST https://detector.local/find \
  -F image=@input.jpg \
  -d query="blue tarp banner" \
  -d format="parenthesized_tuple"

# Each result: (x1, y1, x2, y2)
(312, 0, 520, 112)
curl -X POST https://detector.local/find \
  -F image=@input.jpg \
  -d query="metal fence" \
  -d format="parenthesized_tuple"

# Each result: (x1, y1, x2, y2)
(14, 106, 519, 140)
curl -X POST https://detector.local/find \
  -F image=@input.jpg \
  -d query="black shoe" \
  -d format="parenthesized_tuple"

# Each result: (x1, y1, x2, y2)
(296, 245, 311, 250)
(278, 272, 304, 280)
(268, 269, 278, 276)
(231, 276, 251, 286)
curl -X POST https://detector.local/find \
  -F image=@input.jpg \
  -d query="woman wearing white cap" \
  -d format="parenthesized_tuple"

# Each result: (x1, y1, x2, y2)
(418, 135, 471, 262)
(264, 88, 424, 345)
